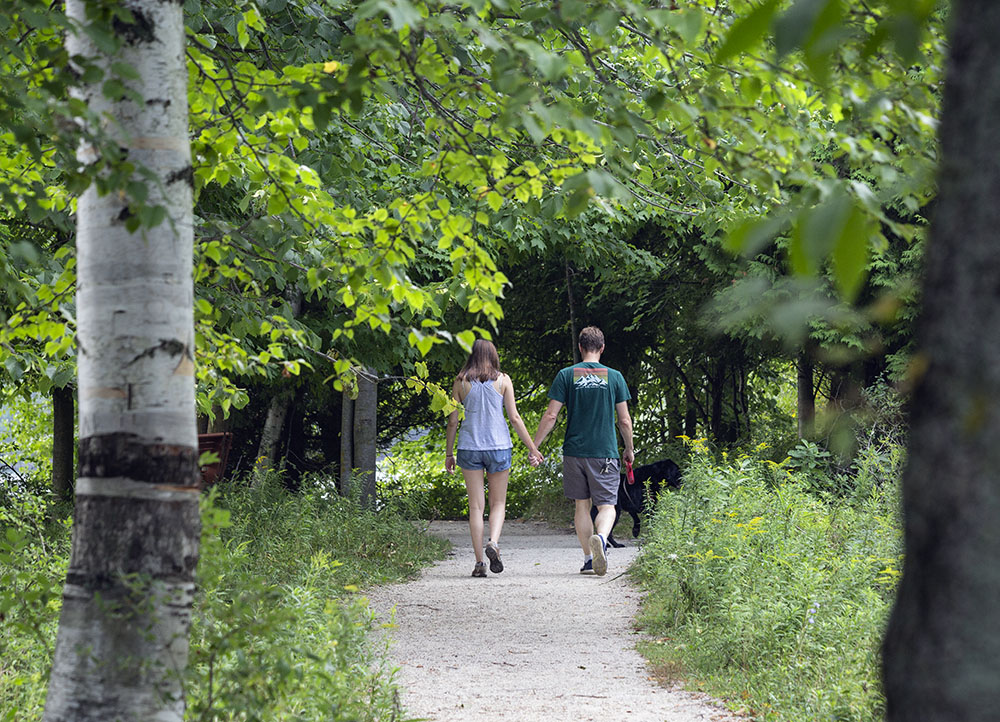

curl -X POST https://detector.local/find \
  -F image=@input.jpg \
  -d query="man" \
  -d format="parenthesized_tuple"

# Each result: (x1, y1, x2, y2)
(534, 326, 635, 576)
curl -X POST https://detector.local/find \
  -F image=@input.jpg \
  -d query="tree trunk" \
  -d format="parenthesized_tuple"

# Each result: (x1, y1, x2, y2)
(351, 370, 378, 508)
(51, 385, 74, 499)
(684, 380, 698, 438)
(709, 362, 725, 440)
(323, 391, 343, 471)
(252, 289, 301, 483)
(565, 257, 580, 363)
(45, 4, 198, 721)
(883, 3, 1000, 717)
(284, 391, 306, 490)
(339, 388, 354, 494)
(253, 390, 292, 481)
(797, 350, 815, 439)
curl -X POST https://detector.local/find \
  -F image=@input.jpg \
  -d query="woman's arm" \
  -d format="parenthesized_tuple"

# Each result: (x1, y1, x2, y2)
(501, 374, 543, 465)
(445, 378, 462, 473)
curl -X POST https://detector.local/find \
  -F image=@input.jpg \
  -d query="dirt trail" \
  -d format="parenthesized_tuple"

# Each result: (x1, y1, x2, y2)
(365, 520, 741, 722)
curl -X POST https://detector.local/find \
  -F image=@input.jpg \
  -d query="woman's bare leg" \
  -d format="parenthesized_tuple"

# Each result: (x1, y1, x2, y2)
(463, 468, 486, 563)
(485, 469, 510, 544)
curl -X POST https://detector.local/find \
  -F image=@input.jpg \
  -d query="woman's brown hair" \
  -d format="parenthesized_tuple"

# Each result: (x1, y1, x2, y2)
(457, 339, 501, 382)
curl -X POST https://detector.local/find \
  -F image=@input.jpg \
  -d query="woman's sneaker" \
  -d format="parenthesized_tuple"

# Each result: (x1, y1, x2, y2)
(485, 541, 504, 573)
(471, 561, 487, 578)
(580, 558, 595, 574)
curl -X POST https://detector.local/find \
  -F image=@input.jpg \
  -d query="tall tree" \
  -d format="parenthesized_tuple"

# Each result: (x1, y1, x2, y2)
(883, 1, 1000, 716)
(43, 2, 199, 720)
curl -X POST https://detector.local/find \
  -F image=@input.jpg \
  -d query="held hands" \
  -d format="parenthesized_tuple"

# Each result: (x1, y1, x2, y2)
(528, 449, 544, 467)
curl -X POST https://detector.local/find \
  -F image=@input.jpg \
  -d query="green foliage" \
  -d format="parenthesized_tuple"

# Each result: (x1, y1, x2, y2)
(634, 439, 902, 721)
(0, 475, 448, 721)
(785, 439, 836, 494)
(0, 491, 70, 721)
(379, 419, 557, 520)
(0, 393, 53, 493)
(186, 478, 447, 721)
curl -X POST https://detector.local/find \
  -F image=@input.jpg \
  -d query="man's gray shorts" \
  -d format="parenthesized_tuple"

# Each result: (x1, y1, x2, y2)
(563, 456, 620, 506)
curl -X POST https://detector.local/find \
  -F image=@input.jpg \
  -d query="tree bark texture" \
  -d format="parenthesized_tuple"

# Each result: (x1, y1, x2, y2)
(883, 3, 1000, 718)
(51, 385, 75, 499)
(253, 389, 292, 480)
(340, 389, 354, 494)
(352, 371, 378, 508)
(796, 350, 815, 439)
(45, 3, 198, 721)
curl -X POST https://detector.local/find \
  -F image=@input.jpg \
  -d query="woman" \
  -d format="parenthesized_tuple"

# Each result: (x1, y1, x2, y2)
(446, 339, 542, 577)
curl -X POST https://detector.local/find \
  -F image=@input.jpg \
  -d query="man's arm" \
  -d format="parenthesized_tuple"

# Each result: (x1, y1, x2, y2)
(534, 399, 563, 449)
(616, 400, 635, 464)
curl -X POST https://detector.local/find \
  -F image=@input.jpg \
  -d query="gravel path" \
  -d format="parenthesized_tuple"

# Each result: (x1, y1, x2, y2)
(365, 520, 742, 722)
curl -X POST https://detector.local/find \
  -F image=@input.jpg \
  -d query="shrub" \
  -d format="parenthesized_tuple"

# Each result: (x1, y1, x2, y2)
(0, 473, 448, 721)
(634, 438, 902, 722)
(184, 474, 449, 720)
(378, 424, 555, 519)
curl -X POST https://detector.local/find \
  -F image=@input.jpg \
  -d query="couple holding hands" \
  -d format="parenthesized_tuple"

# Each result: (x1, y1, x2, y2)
(445, 327, 635, 578)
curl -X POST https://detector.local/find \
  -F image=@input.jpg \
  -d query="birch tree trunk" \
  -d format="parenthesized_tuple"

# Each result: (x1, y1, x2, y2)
(883, 2, 1000, 716)
(252, 289, 302, 481)
(253, 389, 292, 480)
(44, 3, 198, 720)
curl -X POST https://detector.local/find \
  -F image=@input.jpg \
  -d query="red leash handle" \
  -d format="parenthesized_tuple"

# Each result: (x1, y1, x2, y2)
(625, 459, 635, 484)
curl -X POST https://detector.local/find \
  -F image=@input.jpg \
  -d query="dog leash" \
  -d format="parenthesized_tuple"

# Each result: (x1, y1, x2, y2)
(620, 459, 643, 511)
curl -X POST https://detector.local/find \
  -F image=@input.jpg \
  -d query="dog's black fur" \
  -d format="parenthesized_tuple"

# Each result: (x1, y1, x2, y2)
(591, 458, 681, 548)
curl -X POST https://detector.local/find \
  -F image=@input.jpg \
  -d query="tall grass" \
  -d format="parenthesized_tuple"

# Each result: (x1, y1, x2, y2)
(634, 439, 902, 721)
(0, 473, 448, 721)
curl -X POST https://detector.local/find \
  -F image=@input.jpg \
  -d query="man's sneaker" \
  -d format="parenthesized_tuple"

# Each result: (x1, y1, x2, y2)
(580, 558, 595, 575)
(589, 534, 608, 576)
(485, 541, 504, 574)
(472, 561, 487, 578)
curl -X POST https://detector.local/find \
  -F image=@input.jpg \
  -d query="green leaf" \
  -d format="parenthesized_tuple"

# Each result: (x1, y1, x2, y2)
(789, 190, 852, 276)
(724, 214, 788, 257)
(715, 0, 780, 64)
(831, 206, 871, 302)
(456, 330, 475, 352)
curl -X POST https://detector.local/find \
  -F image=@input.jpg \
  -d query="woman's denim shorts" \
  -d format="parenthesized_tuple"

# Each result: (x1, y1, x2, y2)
(456, 448, 513, 473)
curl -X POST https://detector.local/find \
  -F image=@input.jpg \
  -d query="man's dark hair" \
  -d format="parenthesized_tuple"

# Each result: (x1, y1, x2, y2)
(578, 326, 605, 352)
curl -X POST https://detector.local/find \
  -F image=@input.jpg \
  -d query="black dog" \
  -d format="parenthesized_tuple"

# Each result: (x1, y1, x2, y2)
(591, 458, 681, 548)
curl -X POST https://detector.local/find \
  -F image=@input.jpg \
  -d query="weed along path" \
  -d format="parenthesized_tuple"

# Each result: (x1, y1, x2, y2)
(365, 520, 741, 722)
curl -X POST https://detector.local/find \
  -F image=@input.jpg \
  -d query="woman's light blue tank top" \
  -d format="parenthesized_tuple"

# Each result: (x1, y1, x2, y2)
(456, 379, 512, 451)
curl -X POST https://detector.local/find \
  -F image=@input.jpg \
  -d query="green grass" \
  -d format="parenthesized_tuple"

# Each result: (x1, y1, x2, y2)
(633, 440, 902, 722)
(0, 472, 449, 721)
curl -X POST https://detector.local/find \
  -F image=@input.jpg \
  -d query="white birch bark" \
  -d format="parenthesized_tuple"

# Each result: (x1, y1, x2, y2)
(44, 2, 198, 720)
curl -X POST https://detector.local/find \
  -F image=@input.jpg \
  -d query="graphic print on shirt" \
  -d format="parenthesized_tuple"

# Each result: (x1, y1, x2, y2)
(573, 366, 609, 389)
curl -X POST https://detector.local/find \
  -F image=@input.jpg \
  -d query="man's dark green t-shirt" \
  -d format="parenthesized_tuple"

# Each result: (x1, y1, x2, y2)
(548, 361, 630, 458)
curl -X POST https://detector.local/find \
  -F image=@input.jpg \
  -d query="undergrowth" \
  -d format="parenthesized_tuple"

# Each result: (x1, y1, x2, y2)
(634, 438, 902, 722)
(0, 473, 448, 721)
